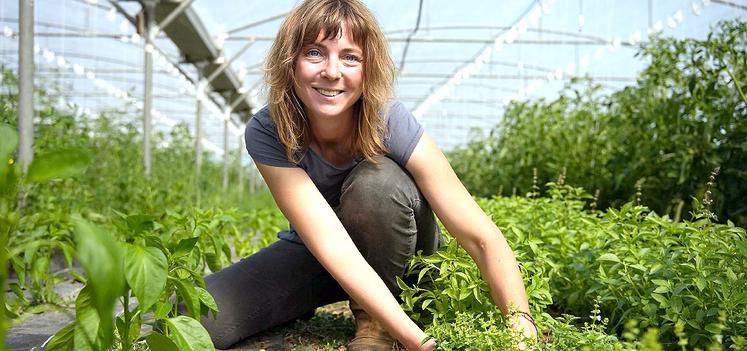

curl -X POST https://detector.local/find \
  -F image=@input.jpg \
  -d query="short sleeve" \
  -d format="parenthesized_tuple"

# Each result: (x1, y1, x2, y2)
(244, 107, 296, 168)
(385, 101, 424, 167)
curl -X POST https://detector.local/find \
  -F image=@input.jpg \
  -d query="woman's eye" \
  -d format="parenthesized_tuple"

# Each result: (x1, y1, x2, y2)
(306, 49, 322, 58)
(343, 54, 361, 63)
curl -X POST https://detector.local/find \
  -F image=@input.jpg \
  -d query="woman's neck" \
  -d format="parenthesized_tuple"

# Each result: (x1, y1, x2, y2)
(308, 110, 355, 151)
(307, 110, 356, 166)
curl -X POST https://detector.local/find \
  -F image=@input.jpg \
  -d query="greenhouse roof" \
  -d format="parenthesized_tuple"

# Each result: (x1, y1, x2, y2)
(0, 0, 745, 156)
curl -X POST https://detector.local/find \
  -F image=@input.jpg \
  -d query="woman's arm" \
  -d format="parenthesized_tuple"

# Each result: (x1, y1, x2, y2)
(255, 163, 436, 350)
(405, 133, 537, 338)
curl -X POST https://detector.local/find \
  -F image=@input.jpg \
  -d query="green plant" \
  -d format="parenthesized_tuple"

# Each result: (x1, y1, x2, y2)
(0, 123, 92, 350)
(449, 19, 747, 227)
(399, 183, 746, 349)
(44, 214, 219, 351)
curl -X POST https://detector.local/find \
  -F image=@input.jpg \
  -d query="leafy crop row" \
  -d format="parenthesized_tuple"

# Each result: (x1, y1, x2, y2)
(0, 72, 286, 349)
(0, 67, 270, 216)
(399, 183, 746, 350)
(449, 19, 747, 227)
(40, 206, 283, 351)
(1, 111, 286, 349)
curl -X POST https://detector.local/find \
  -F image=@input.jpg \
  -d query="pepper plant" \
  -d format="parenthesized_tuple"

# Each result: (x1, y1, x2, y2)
(0, 123, 92, 350)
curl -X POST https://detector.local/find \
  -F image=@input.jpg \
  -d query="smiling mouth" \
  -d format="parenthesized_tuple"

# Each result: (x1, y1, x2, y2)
(314, 88, 343, 97)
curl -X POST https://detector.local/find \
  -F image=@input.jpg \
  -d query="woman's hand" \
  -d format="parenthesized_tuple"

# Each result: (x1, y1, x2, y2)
(255, 162, 434, 351)
(510, 312, 538, 338)
(419, 338, 437, 351)
(407, 132, 537, 347)
(509, 312, 538, 349)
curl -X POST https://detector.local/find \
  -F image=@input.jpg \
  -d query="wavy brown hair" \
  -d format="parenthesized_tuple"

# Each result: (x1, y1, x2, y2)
(264, 0, 395, 164)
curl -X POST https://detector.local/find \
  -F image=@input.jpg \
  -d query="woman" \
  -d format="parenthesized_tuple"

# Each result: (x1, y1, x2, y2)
(202, 0, 537, 350)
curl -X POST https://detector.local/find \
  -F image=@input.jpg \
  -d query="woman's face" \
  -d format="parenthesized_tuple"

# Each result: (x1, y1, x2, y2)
(293, 23, 364, 122)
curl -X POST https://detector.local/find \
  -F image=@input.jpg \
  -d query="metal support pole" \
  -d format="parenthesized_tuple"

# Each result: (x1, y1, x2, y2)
(237, 134, 244, 199)
(195, 76, 203, 181)
(648, 0, 653, 28)
(249, 165, 256, 193)
(142, 0, 156, 177)
(222, 117, 229, 191)
(18, 0, 34, 173)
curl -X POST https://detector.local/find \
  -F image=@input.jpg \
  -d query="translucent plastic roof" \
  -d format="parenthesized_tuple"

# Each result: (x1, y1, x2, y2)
(1, 0, 745, 155)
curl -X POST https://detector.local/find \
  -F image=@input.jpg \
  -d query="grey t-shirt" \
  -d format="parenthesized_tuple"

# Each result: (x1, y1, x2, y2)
(244, 101, 423, 243)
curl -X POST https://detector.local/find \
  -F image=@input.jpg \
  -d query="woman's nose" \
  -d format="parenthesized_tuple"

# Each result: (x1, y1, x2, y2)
(322, 58, 341, 80)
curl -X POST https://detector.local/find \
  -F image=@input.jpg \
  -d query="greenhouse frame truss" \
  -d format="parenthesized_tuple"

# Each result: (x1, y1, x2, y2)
(7, 0, 746, 190)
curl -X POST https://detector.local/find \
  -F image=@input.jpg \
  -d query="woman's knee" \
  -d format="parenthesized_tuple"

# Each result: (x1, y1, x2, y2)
(339, 156, 419, 214)
(336, 156, 426, 258)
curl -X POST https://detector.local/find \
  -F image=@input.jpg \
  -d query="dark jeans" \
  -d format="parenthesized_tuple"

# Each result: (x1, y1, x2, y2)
(202, 156, 441, 349)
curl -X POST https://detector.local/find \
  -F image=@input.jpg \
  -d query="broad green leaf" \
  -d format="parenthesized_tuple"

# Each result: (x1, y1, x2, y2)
(128, 310, 142, 344)
(146, 332, 179, 351)
(649, 263, 664, 275)
(165, 316, 215, 351)
(115, 315, 126, 346)
(735, 240, 747, 258)
(73, 215, 124, 348)
(59, 242, 75, 267)
(417, 266, 430, 284)
(114, 314, 129, 346)
(704, 323, 722, 334)
(0, 123, 18, 164)
(205, 252, 221, 272)
(458, 290, 471, 301)
(9, 283, 27, 304)
(174, 278, 200, 319)
(597, 253, 621, 263)
(26, 147, 92, 183)
(726, 268, 738, 282)
(155, 301, 173, 319)
(125, 244, 167, 311)
(125, 214, 155, 235)
(44, 322, 75, 351)
(23, 241, 40, 266)
(74, 286, 102, 351)
(651, 293, 668, 307)
(10, 256, 25, 289)
(31, 256, 49, 280)
(395, 276, 409, 291)
(172, 237, 199, 258)
(3, 302, 18, 319)
(694, 277, 707, 291)
(195, 286, 219, 315)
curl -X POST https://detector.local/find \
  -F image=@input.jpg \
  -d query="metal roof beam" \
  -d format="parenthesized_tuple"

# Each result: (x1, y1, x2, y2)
(226, 35, 639, 47)
(153, 0, 194, 37)
(399, 73, 635, 82)
(150, 0, 253, 115)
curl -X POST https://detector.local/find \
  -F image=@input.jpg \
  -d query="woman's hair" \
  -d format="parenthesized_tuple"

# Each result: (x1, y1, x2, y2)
(264, 0, 395, 164)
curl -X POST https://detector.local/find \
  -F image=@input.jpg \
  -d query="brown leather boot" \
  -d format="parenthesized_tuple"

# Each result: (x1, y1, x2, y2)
(347, 299, 398, 351)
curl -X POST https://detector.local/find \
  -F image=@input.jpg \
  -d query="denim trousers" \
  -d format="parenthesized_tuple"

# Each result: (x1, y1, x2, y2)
(201, 156, 441, 349)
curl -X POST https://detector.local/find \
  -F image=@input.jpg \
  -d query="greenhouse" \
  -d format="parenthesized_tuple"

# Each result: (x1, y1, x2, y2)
(1, 0, 745, 350)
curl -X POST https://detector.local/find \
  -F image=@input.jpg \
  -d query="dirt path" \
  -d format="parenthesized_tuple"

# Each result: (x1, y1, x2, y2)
(228, 301, 354, 351)
(6, 288, 355, 351)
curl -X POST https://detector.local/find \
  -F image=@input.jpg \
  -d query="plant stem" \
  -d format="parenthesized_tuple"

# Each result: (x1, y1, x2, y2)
(722, 57, 747, 106)
(123, 293, 131, 351)
(0, 227, 8, 350)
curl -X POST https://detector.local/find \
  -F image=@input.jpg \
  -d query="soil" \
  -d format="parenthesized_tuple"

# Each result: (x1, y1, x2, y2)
(228, 301, 354, 351)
